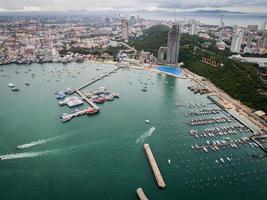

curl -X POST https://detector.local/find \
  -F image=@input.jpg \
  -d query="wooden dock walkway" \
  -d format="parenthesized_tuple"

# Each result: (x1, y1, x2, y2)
(78, 67, 121, 90)
(136, 188, 149, 200)
(74, 90, 99, 110)
(144, 144, 166, 189)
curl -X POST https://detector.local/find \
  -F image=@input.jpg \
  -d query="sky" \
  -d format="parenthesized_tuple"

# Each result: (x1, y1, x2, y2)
(0, 0, 267, 13)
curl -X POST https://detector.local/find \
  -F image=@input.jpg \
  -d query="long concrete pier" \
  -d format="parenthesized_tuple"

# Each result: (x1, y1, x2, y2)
(136, 188, 149, 200)
(74, 90, 99, 110)
(144, 144, 166, 188)
(250, 135, 267, 153)
(78, 67, 121, 90)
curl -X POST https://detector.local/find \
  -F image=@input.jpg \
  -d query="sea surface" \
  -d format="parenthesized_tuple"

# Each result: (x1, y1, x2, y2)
(138, 12, 267, 26)
(0, 63, 266, 200)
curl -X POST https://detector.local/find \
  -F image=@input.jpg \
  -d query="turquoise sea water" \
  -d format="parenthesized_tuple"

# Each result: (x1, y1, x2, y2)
(0, 63, 266, 200)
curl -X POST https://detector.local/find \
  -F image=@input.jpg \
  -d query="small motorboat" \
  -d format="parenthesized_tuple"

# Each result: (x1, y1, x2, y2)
(8, 83, 15, 88)
(11, 87, 20, 91)
(168, 159, 171, 165)
(145, 120, 150, 123)
(142, 88, 147, 92)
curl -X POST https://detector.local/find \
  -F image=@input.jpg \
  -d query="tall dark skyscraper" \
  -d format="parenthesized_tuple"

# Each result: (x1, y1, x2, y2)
(166, 24, 181, 65)
(158, 24, 181, 65)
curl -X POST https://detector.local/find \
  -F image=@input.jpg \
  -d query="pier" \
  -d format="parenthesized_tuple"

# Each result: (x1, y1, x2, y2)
(250, 135, 267, 153)
(144, 144, 166, 188)
(78, 67, 121, 90)
(74, 90, 99, 110)
(136, 188, 149, 200)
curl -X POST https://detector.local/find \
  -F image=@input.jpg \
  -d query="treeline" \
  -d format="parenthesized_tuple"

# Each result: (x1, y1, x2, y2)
(130, 25, 267, 111)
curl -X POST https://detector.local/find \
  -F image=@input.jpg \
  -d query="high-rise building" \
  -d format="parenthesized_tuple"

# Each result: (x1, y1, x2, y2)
(262, 36, 267, 48)
(260, 21, 267, 30)
(230, 29, 243, 53)
(246, 32, 253, 48)
(104, 17, 111, 27)
(220, 14, 224, 28)
(158, 24, 180, 65)
(190, 24, 198, 35)
(166, 24, 181, 65)
(129, 16, 137, 25)
(247, 25, 259, 31)
(121, 20, 129, 41)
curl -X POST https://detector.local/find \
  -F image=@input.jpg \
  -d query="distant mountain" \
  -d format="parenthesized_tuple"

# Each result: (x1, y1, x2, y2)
(133, 9, 246, 15)
(191, 10, 245, 14)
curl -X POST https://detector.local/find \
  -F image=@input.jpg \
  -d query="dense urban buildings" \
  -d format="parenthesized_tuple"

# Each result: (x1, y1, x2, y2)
(0, 14, 267, 66)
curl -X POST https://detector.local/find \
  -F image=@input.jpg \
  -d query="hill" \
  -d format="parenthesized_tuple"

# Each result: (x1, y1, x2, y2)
(129, 25, 267, 111)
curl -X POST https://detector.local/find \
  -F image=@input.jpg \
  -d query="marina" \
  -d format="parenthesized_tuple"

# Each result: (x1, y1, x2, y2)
(185, 108, 222, 117)
(188, 116, 234, 126)
(0, 62, 266, 200)
(189, 125, 251, 138)
(192, 137, 251, 153)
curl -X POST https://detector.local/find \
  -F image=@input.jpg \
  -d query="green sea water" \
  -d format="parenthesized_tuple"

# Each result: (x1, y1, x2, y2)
(0, 63, 266, 200)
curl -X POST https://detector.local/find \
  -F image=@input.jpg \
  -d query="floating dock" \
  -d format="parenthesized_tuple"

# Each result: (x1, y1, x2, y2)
(144, 144, 166, 188)
(136, 188, 149, 200)
(78, 67, 121, 90)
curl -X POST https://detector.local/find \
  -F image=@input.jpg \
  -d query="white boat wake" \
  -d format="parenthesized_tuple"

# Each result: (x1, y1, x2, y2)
(15, 134, 70, 150)
(0, 151, 51, 160)
(136, 126, 156, 144)
(16, 140, 48, 149)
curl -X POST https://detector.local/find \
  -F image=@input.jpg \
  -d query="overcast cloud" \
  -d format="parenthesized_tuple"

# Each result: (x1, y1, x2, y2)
(0, 0, 267, 12)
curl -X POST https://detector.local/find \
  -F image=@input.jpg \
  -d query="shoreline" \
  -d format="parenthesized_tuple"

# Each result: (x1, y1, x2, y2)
(182, 68, 267, 134)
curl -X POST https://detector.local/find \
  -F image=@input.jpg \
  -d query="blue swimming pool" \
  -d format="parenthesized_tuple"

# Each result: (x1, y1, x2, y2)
(156, 66, 183, 76)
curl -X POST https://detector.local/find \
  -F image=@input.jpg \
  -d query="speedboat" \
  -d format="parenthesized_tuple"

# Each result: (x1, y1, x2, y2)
(8, 83, 15, 88)
(94, 97, 106, 104)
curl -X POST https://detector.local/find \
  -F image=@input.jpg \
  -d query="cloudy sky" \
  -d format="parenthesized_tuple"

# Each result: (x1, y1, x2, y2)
(0, 0, 267, 12)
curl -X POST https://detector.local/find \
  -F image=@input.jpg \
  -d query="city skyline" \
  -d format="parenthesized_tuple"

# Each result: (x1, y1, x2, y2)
(0, 0, 267, 13)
